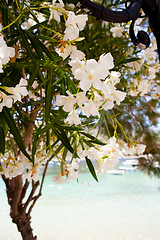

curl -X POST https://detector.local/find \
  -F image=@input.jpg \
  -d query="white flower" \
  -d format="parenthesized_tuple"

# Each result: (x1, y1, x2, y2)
(137, 79, 151, 96)
(136, 144, 146, 155)
(9, 78, 28, 102)
(98, 53, 114, 73)
(0, 35, 15, 72)
(56, 91, 76, 112)
(110, 23, 124, 37)
(0, 91, 13, 110)
(69, 58, 85, 75)
(63, 25, 79, 41)
(79, 59, 102, 91)
(23, 165, 41, 182)
(70, 47, 85, 61)
(56, 44, 85, 60)
(65, 12, 88, 31)
(65, 110, 81, 125)
(111, 90, 126, 105)
(102, 100, 114, 110)
(0, 35, 6, 47)
(0, 78, 28, 112)
(63, 11, 88, 41)
(142, 46, 157, 62)
(83, 147, 102, 161)
(75, 91, 88, 107)
(148, 66, 157, 79)
(100, 137, 122, 160)
(32, 81, 38, 89)
(66, 158, 80, 180)
(101, 82, 115, 97)
(49, 0, 65, 23)
(122, 143, 146, 156)
(82, 100, 99, 117)
(109, 71, 121, 85)
(52, 171, 65, 184)
(73, 55, 113, 92)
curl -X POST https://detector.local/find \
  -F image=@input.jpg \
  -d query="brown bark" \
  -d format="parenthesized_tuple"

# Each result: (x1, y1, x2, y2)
(2, 175, 38, 240)
(2, 105, 40, 239)
(2, 162, 49, 240)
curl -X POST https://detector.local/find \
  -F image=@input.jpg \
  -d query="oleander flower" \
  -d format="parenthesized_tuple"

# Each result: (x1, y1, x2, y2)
(75, 91, 88, 107)
(110, 23, 124, 37)
(111, 90, 127, 105)
(63, 11, 88, 41)
(70, 53, 114, 92)
(52, 171, 65, 184)
(49, 0, 65, 23)
(65, 110, 81, 125)
(56, 44, 85, 60)
(82, 99, 99, 117)
(0, 32, 15, 73)
(56, 90, 76, 112)
(13, 78, 28, 102)
(0, 78, 28, 112)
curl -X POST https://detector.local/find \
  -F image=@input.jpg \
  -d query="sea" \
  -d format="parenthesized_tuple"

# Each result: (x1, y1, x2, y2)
(1, 160, 160, 240)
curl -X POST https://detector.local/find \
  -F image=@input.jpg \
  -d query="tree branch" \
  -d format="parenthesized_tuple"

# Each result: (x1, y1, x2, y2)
(19, 179, 30, 203)
(27, 162, 49, 216)
(24, 180, 40, 211)
(23, 107, 40, 149)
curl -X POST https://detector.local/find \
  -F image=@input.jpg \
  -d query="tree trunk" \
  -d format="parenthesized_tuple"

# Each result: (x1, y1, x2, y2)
(2, 175, 37, 240)
(11, 211, 37, 240)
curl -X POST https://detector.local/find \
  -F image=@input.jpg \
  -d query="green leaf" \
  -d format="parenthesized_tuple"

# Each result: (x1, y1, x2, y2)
(27, 64, 40, 89)
(3, 108, 32, 161)
(52, 127, 74, 154)
(37, 35, 57, 43)
(118, 57, 140, 65)
(18, 26, 35, 59)
(86, 157, 98, 182)
(45, 68, 54, 124)
(26, 31, 56, 60)
(25, 31, 45, 59)
(0, 127, 5, 154)
(48, 142, 64, 162)
(80, 131, 105, 145)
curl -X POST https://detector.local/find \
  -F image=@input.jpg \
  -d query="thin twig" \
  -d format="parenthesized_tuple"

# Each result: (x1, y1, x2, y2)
(24, 180, 40, 211)
(19, 179, 30, 203)
(27, 162, 49, 216)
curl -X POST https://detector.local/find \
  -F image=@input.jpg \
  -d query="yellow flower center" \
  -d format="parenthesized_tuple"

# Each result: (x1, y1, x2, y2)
(88, 74, 93, 80)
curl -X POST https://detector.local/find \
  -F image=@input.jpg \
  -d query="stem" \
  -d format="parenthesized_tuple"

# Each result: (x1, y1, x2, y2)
(28, 162, 49, 216)
(19, 179, 30, 203)
(24, 180, 40, 211)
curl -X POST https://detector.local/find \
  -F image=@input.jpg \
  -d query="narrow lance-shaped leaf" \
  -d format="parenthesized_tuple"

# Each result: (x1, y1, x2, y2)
(18, 26, 35, 59)
(52, 127, 74, 154)
(25, 31, 45, 60)
(3, 108, 32, 161)
(28, 64, 40, 89)
(85, 157, 98, 182)
(0, 127, 5, 154)
(80, 131, 106, 145)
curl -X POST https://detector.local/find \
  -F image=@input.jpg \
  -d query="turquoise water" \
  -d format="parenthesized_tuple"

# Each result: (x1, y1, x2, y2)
(1, 162, 160, 240)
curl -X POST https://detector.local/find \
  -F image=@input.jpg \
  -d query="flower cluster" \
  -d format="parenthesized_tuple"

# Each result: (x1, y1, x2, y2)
(0, 78, 28, 112)
(52, 158, 80, 184)
(127, 37, 160, 97)
(0, 24, 15, 73)
(0, 149, 49, 181)
(56, 53, 126, 125)
(0, 0, 152, 185)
